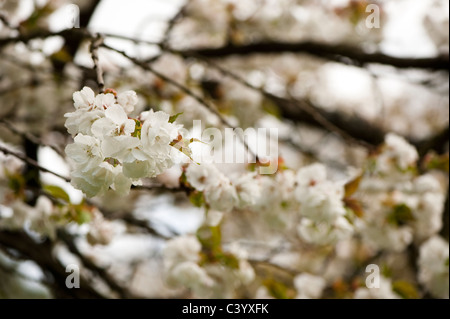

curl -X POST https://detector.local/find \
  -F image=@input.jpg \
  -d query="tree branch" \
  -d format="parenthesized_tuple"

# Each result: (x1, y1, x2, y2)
(186, 41, 449, 71)
(173, 50, 382, 148)
(416, 126, 449, 157)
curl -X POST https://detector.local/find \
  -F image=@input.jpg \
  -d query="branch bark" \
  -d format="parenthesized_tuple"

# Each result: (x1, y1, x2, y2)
(186, 41, 449, 71)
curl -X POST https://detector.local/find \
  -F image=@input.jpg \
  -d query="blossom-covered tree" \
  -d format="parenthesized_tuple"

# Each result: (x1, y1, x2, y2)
(0, 0, 448, 299)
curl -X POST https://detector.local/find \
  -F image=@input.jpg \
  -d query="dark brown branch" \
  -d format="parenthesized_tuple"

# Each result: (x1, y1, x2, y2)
(274, 96, 385, 147)
(416, 126, 449, 157)
(62, 0, 102, 58)
(187, 41, 449, 71)
(120, 214, 174, 240)
(92, 31, 450, 71)
(0, 28, 83, 47)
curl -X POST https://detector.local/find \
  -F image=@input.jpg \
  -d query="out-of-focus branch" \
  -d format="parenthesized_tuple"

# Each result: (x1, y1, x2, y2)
(119, 214, 175, 240)
(274, 96, 385, 147)
(59, 0, 101, 59)
(0, 28, 84, 47)
(416, 126, 449, 157)
(174, 50, 381, 148)
(2, 27, 448, 72)
(95, 32, 450, 71)
(186, 41, 449, 71)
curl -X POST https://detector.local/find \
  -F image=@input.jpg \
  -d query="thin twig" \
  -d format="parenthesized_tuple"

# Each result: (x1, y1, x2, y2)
(0, 144, 70, 182)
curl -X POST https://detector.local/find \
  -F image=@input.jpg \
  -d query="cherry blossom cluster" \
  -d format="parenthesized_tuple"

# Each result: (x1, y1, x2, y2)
(163, 235, 254, 298)
(64, 87, 183, 197)
(184, 161, 353, 246)
(418, 236, 449, 298)
(357, 134, 446, 252)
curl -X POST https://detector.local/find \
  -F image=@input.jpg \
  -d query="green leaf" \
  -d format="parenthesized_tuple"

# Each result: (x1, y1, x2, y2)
(189, 191, 204, 207)
(71, 204, 92, 225)
(197, 225, 221, 253)
(386, 203, 415, 226)
(381, 264, 392, 278)
(215, 252, 240, 269)
(424, 152, 449, 173)
(262, 99, 281, 118)
(132, 119, 142, 139)
(77, 209, 92, 225)
(44, 185, 70, 203)
(263, 279, 290, 299)
(392, 281, 419, 299)
(169, 112, 183, 123)
(6, 171, 25, 195)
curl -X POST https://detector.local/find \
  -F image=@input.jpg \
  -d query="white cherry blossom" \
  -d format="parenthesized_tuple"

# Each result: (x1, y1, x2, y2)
(117, 90, 139, 114)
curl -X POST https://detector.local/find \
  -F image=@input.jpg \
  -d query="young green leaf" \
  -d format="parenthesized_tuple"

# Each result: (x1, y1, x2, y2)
(169, 112, 183, 123)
